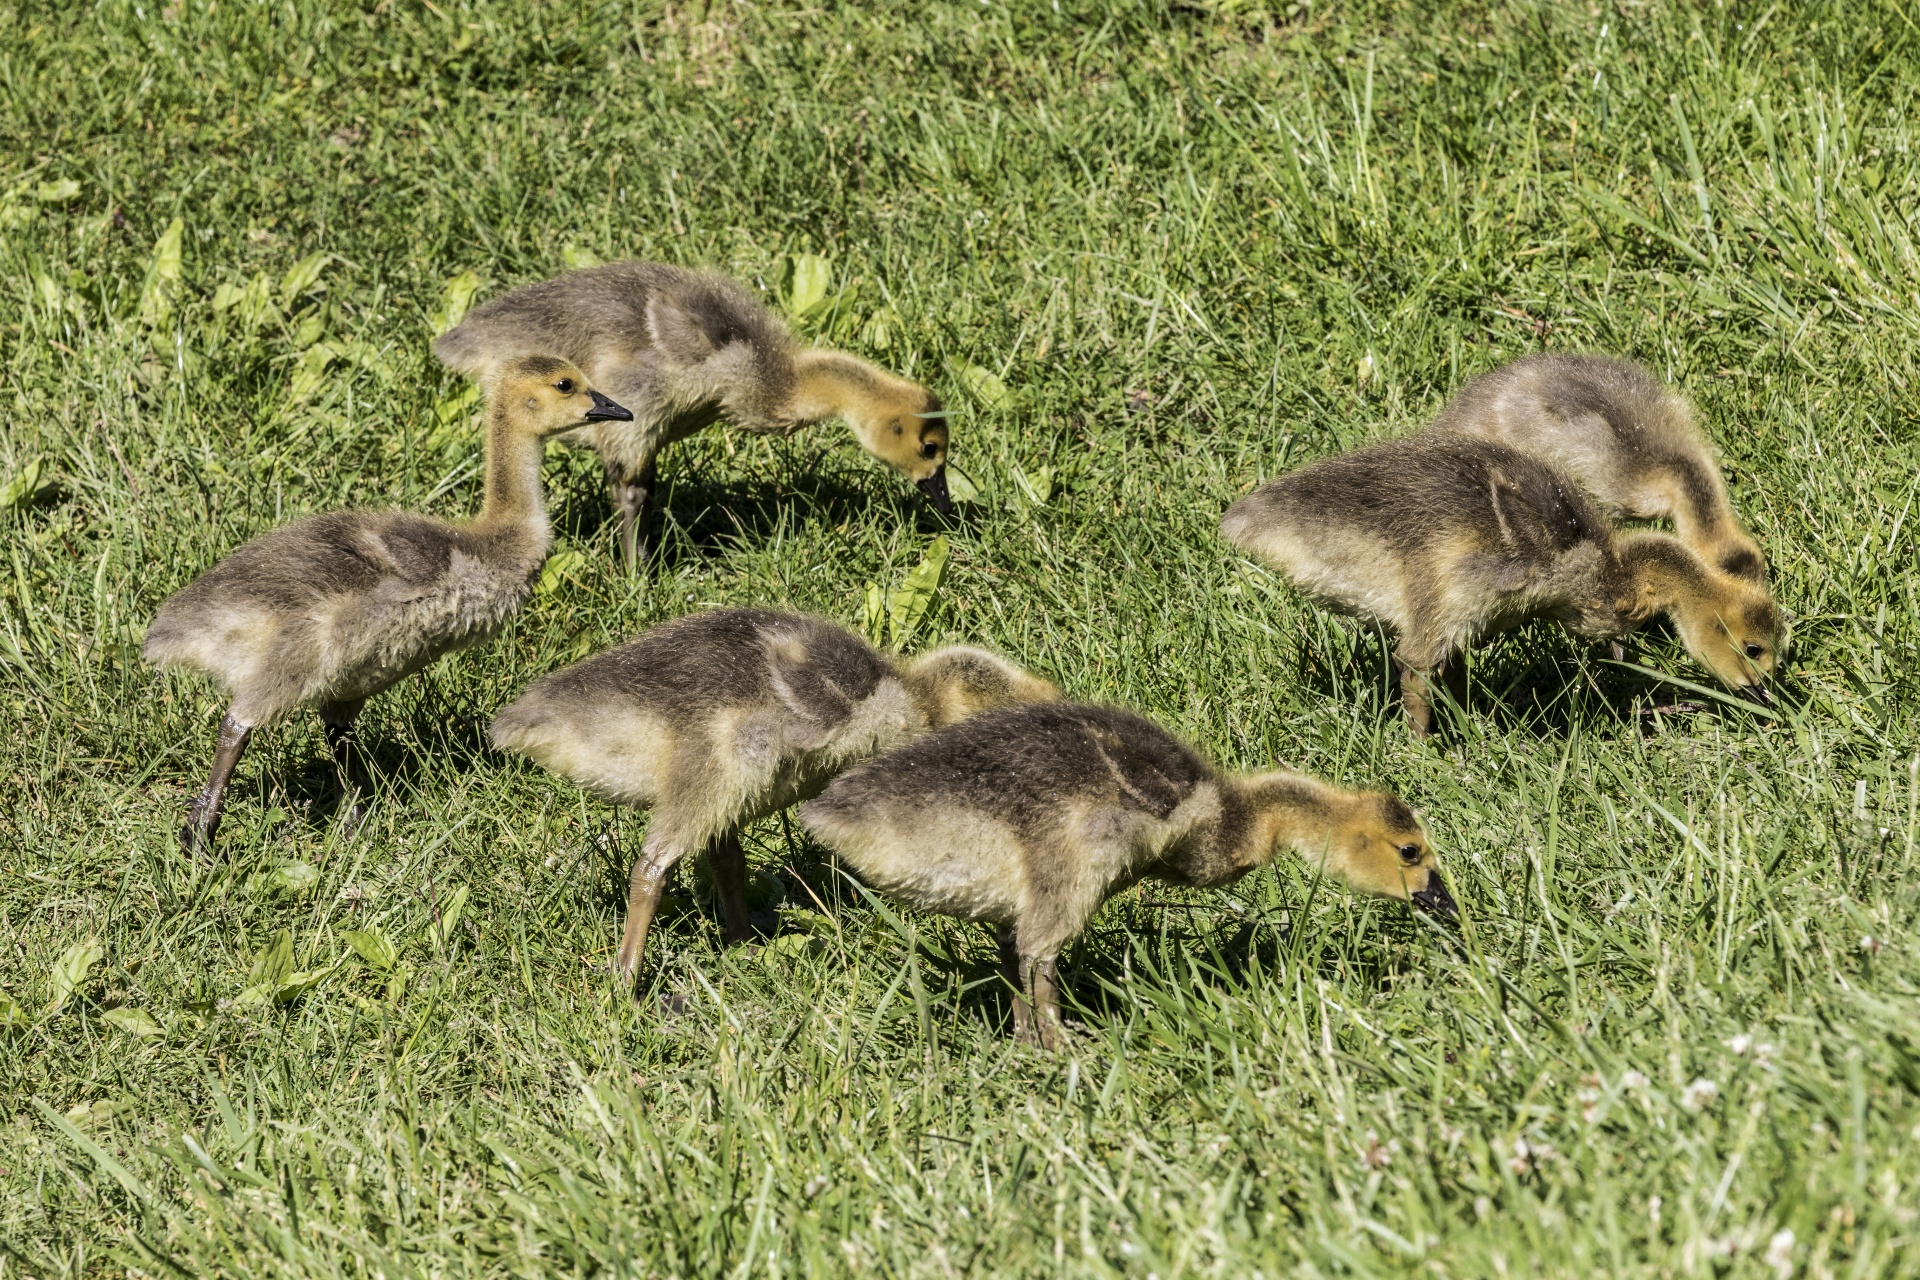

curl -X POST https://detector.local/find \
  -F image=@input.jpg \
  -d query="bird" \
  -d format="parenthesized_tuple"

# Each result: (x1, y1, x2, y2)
(1427, 352, 1770, 583)
(1219, 434, 1780, 736)
(143, 355, 630, 852)
(487, 607, 1058, 983)
(433, 260, 951, 572)
(799, 701, 1451, 1050)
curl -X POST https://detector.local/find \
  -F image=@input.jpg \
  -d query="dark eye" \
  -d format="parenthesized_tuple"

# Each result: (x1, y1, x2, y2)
(1398, 843, 1423, 865)
(920, 441, 940, 459)
(1744, 643, 1765, 659)
(555, 379, 575, 395)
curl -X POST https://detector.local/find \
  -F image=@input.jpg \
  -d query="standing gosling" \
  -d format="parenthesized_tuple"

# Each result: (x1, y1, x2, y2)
(800, 702, 1451, 1050)
(434, 261, 951, 571)
(488, 608, 1058, 984)
(1429, 352, 1770, 583)
(144, 356, 630, 851)
(1219, 435, 1780, 736)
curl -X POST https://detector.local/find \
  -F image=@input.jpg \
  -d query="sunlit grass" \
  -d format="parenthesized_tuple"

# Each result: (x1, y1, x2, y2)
(2, 0, 1918, 1275)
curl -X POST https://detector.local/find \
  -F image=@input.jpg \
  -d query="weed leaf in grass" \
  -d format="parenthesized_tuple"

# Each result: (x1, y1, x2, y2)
(269, 862, 321, 897)
(341, 928, 399, 972)
(888, 537, 949, 650)
(535, 549, 588, 597)
(237, 929, 334, 1006)
(942, 464, 981, 505)
(279, 251, 330, 310)
(432, 269, 484, 335)
(1013, 464, 1053, 507)
(247, 930, 295, 991)
(1, 457, 46, 510)
(137, 217, 184, 328)
(957, 363, 1010, 408)
(432, 885, 471, 948)
(102, 1006, 163, 1038)
(783, 253, 834, 322)
(34, 178, 80, 203)
(47, 938, 104, 1014)
(0, 990, 28, 1027)
(287, 343, 337, 403)
(562, 244, 601, 270)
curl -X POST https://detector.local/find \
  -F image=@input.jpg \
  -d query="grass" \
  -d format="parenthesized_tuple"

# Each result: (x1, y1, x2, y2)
(3, 0, 1919, 1273)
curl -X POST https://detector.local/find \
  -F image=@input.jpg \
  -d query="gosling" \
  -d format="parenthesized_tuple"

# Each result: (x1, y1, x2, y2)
(1219, 435, 1780, 737)
(488, 608, 1058, 984)
(144, 357, 631, 852)
(434, 261, 951, 571)
(800, 701, 1451, 1050)
(1428, 352, 1769, 582)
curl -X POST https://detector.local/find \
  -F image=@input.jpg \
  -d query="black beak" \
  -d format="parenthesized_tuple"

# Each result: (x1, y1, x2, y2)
(916, 468, 954, 516)
(584, 390, 633, 422)
(1412, 872, 1458, 921)
(1739, 683, 1772, 709)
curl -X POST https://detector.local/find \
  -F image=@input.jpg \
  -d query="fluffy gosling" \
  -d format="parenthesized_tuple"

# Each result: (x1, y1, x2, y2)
(144, 356, 630, 851)
(800, 701, 1450, 1050)
(1219, 435, 1780, 736)
(434, 261, 951, 571)
(488, 608, 1058, 984)
(1429, 352, 1770, 583)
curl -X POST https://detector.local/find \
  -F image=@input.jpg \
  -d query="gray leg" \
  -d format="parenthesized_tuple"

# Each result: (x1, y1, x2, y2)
(997, 924, 1035, 1044)
(707, 830, 755, 947)
(181, 713, 252, 855)
(319, 700, 369, 837)
(1029, 954, 1063, 1051)
(617, 829, 692, 984)
(1609, 640, 1627, 664)
(1395, 657, 1436, 740)
(609, 458, 658, 575)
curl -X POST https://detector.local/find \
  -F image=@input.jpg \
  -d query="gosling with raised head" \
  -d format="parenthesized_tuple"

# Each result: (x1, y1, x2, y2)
(1220, 435, 1780, 736)
(1429, 352, 1769, 582)
(144, 357, 631, 851)
(800, 701, 1451, 1049)
(434, 261, 950, 571)
(489, 608, 1057, 983)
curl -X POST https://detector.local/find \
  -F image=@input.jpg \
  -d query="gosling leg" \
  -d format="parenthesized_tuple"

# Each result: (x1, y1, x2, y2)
(609, 458, 658, 575)
(1396, 658, 1436, 740)
(1026, 952, 1064, 1052)
(319, 700, 370, 837)
(706, 829, 756, 948)
(996, 923, 1036, 1045)
(180, 713, 252, 855)
(617, 830, 690, 984)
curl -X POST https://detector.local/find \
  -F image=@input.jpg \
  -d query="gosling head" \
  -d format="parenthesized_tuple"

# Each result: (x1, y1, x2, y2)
(902, 646, 1058, 729)
(1299, 788, 1454, 919)
(491, 355, 633, 437)
(1668, 572, 1781, 706)
(847, 384, 952, 515)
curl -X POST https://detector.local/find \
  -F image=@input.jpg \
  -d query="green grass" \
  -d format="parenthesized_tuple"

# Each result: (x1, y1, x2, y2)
(3, 0, 1919, 1273)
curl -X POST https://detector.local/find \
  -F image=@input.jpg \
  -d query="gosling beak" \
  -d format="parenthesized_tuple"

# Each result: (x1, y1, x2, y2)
(1411, 871, 1458, 921)
(584, 390, 633, 422)
(1738, 682, 1772, 709)
(916, 467, 954, 516)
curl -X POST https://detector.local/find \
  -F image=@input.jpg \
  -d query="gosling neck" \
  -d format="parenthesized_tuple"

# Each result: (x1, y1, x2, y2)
(1615, 532, 1710, 622)
(790, 349, 888, 423)
(472, 402, 551, 543)
(1223, 770, 1344, 870)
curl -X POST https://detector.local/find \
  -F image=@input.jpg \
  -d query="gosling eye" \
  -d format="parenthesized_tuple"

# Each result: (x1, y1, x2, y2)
(554, 378, 576, 395)
(920, 441, 940, 459)
(1744, 642, 1765, 659)
(1397, 843, 1423, 866)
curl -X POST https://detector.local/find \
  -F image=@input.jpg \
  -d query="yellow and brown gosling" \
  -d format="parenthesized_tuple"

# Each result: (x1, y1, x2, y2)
(799, 701, 1450, 1050)
(433, 261, 950, 572)
(1428, 352, 1770, 583)
(1219, 435, 1780, 737)
(143, 356, 630, 852)
(488, 608, 1057, 984)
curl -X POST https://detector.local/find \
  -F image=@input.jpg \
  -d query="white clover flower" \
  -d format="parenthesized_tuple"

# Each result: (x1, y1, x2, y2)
(1508, 1137, 1532, 1175)
(1622, 1070, 1650, 1090)
(1860, 935, 1884, 955)
(1649, 1195, 1663, 1226)
(1765, 1228, 1796, 1278)
(1682, 1078, 1719, 1111)
(1360, 1130, 1391, 1170)
(1727, 1034, 1754, 1055)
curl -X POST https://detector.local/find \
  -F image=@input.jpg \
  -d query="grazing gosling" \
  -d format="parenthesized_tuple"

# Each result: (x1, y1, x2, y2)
(1429, 352, 1770, 583)
(434, 261, 951, 571)
(800, 702, 1451, 1050)
(144, 357, 630, 851)
(488, 608, 1058, 984)
(1219, 435, 1780, 736)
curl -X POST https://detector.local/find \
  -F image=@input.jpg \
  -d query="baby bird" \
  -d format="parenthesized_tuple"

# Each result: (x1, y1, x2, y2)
(800, 701, 1451, 1050)
(433, 261, 951, 571)
(488, 608, 1058, 984)
(1219, 435, 1780, 736)
(144, 356, 630, 851)
(1428, 353, 1769, 582)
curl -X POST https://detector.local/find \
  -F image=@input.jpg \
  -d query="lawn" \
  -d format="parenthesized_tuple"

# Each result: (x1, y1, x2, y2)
(3, 0, 1918, 1274)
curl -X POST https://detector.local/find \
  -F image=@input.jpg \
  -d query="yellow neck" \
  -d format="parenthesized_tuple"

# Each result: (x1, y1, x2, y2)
(1231, 770, 1340, 867)
(790, 349, 889, 422)
(1616, 532, 1708, 619)
(473, 405, 549, 536)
